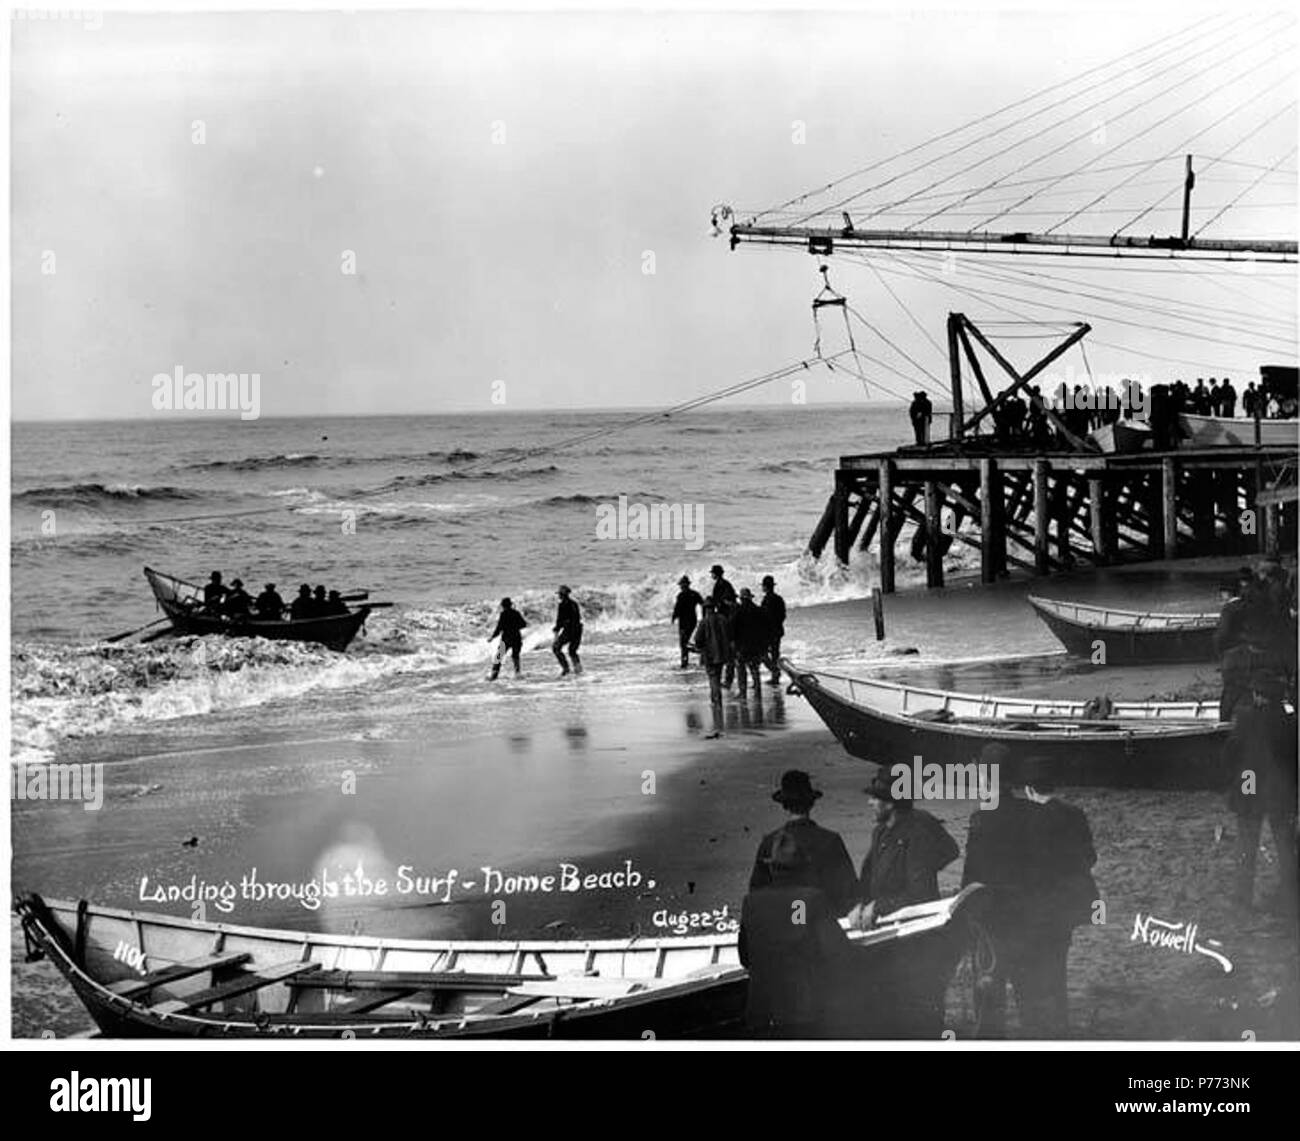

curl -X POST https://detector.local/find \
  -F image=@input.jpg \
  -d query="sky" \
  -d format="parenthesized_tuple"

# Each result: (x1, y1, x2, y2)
(10, 6, 1298, 420)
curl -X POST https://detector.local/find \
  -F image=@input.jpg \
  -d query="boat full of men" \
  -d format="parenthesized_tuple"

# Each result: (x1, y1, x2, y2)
(197, 571, 353, 621)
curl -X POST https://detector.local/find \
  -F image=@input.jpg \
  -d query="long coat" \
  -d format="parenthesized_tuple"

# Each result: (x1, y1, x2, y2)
(858, 808, 958, 917)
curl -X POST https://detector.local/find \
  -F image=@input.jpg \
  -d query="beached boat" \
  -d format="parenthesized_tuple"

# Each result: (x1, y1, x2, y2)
(15, 889, 986, 1040)
(1178, 413, 1298, 448)
(144, 567, 375, 652)
(1027, 595, 1219, 664)
(782, 660, 1229, 789)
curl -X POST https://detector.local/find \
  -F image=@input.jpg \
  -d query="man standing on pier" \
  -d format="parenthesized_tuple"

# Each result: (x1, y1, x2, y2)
(670, 575, 703, 669)
(1220, 377, 1237, 419)
(760, 574, 786, 685)
(909, 391, 933, 446)
(551, 585, 583, 675)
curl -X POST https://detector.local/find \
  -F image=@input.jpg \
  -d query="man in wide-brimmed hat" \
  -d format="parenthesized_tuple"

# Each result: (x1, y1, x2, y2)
(852, 766, 958, 929)
(739, 770, 858, 1038)
(670, 575, 703, 669)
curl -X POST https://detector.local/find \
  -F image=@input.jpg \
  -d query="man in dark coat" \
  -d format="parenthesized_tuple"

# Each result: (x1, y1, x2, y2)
(965, 751, 1098, 1038)
(739, 770, 857, 1037)
(203, 571, 228, 614)
(852, 770, 959, 926)
(908, 391, 933, 446)
(730, 587, 769, 697)
(289, 583, 313, 621)
(1224, 687, 1298, 913)
(1220, 378, 1237, 419)
(690, 598, 732, 718)
(670, 575, 702, 669)
(759, 574, 787, 685)
(222, 578, 252, 620)
(708, 564, 739, 687)
(254, 582, 285, 620)
(551, 585, 583, 675)
(487, 597, 528, 680)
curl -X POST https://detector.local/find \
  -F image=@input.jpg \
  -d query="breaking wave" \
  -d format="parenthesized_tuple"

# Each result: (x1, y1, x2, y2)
(12, 483, 204, 508)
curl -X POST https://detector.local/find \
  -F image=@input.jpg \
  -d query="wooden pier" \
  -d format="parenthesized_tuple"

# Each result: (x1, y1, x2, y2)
(805, 313, 1297, 591)
(807, 442, 1297, 591)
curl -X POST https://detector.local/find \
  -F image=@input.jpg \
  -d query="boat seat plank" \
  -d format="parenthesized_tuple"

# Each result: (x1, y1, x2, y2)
(106, 952, 252, 998)
(291, 970, 553, 992)
(507, 977, 645, 1000)
(150, 961, 321, 1014)
(468, 993, 545, 1017)
(329, 989, 418, 1016)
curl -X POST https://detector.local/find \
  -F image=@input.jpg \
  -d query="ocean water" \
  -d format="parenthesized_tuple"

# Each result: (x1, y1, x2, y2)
(10, 406, 1232, 767)
(10, 406, 970, 762)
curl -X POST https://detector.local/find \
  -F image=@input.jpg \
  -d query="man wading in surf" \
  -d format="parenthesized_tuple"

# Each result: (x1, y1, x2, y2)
(552, 585, 583, 676)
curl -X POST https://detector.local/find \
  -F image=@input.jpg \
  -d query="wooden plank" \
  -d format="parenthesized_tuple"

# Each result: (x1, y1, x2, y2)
(150, 961, 321, 1015)
(924, 480, 944, 589)
(833, 473, 850, 564)
(292, 970, 552, 991)
(1033, 459, 1050, 575)
(878, 461, 895, 594)
(330, 989, 419, 1016)
(1162, 457, 1179, 558)
(980, 458, 996, 584)
(106, 951, 252, 999)
(807, 493, 836, 558)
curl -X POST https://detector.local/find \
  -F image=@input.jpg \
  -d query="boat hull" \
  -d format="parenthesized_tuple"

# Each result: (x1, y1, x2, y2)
(1179, 413, 1298, 448)
(1028, 596, 1218, 664)
(144, 567, 371, 652)
(16, 891, 983, 1040)
(783, 660, 1230, 789)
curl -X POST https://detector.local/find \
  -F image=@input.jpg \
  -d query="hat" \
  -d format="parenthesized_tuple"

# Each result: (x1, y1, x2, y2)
(710, 564, 724, 576)
(772, 770, 821, 808)
(264, 583, 275, 591)
(501, 597, 513, 607)
(678, 575, 691, 586)
(739, 587, 753, 599)
(558, 584, 571, 595)
(761, 575, 775, 587)
(702, 598, 716, 610)
(209, 571, 222, 581)
(231, 578, 243, 589)
(1019, 755, 1056, 793)
(299, 583, 311, 594)
(864, 769, 909, 804)
(978, 743, 1011, 768)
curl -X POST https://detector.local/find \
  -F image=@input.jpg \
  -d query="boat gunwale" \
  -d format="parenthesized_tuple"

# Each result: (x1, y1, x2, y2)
(1027, 594, 1219, 629)
(783, 660, 1223, 736)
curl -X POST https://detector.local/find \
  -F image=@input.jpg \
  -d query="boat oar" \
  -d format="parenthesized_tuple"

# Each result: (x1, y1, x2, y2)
(139, 626, 177, 644)
(103, 617, 171, 644)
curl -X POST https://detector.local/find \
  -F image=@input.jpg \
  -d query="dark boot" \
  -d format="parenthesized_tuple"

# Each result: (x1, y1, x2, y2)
(489, 663, 501, 681)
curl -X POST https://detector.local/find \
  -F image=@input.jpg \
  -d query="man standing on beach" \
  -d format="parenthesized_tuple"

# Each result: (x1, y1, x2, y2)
(551, 585, 583, 676)
(739, 770, 858, 1037)
(1224, 680, 1298, 914)
(963, 750, 1098, 1038)
(730, 587, 769, 698)
(670, 575, 702, 669)
(488, 597, 527, 680)
(760, 574, 786, 685)
(691, 598, 731, 720)
(708, 564, 738, 687)
(851, 770, 958, 926)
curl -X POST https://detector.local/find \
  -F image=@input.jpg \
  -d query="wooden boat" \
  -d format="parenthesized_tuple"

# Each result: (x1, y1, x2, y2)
(1178, 413, 1298, 448)
(144, 567, 374, 652)
(1027, 595, 1219, 664)
(1089, 419, 1151, 454)
(15, 889, 986, 1040)
(782, 659, 1230, 789)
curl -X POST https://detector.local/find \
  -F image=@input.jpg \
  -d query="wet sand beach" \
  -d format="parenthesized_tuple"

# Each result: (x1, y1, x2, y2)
(13, 564, 1298, 1039)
